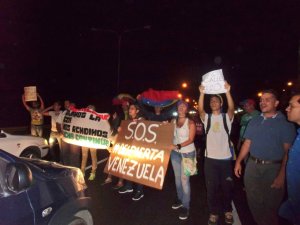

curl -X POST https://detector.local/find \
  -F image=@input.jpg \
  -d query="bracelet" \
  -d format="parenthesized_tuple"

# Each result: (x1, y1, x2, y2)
(176, 144, 181, 150)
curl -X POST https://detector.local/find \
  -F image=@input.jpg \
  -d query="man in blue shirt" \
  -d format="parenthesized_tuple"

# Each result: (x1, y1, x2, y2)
(234, 89, 296, 225)
(279, 94, 300, 225)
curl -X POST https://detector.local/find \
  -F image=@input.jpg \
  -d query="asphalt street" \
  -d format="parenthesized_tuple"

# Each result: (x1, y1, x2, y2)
(83, 150, 291, 225)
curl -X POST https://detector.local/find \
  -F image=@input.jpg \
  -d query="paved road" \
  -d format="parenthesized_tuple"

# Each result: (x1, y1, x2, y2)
(84, 151, 260, 225)
(3, 127, 291, 225)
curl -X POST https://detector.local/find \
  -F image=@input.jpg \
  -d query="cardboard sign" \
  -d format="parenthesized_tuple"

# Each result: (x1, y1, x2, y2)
(104, 120, 174, 190)
(24, 86, 37, 101)
(201, 69, 227, 94)
(61, 107, 111, 149)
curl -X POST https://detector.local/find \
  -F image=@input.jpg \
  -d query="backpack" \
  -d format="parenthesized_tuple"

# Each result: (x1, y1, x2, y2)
(205, 113, 235, 160)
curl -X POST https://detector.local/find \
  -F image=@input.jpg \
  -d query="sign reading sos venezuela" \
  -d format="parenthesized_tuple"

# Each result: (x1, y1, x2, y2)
(104, 120, 174, 190)
(61, 107, 111, 149)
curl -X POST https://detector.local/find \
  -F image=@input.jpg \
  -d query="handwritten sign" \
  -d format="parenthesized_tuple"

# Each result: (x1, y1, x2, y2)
(104, 120, 174, 190)
(24, 86, 37, 101)
(201, 69, 226, 94)
(61, 107, 111, 149)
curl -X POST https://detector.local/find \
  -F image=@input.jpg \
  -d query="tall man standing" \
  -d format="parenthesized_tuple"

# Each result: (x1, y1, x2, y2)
(279, 94, 300, 224)
(234, 89, 296, 225)
(199, 81, 235, 225)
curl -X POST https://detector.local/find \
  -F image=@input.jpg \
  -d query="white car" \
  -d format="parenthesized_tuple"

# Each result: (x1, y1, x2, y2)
(0, 130, 49, 158)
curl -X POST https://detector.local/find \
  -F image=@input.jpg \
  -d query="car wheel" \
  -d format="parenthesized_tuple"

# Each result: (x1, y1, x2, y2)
(67, 210, 93, 225)
(67, 217, 87, 225)
(20, 148, 40, 159)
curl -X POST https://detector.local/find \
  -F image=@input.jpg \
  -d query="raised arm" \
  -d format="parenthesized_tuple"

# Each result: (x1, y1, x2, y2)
(37, 94, 45, 110)
(198, 85, 206, 121)
(22, 94, 31, 111)
(224, 81, 234, 120)
(42, 105, 54, 116)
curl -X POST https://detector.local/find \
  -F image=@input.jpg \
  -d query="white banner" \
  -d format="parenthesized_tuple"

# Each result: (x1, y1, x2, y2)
(201, 69, 227, 94)
(61, 107, 111, 149)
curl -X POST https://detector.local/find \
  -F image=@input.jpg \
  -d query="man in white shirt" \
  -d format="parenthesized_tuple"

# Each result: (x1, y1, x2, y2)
(198, 81, 235, 225)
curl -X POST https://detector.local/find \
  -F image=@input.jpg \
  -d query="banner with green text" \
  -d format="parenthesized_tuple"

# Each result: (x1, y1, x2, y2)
(61, 107, 111, 149)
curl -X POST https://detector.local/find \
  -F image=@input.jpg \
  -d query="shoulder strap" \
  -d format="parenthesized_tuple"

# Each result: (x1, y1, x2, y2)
(222, 113, 229, 136)
(222, 113, 235, 160)
(206, 114, 212, 135)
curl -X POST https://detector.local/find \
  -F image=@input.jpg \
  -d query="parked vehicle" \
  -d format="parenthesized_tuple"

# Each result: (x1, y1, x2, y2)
(0, 130, 49, 158)
(0, 149, 93, 225)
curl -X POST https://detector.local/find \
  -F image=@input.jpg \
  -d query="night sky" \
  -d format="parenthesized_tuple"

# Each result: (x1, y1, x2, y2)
(0, 0, 300, 126)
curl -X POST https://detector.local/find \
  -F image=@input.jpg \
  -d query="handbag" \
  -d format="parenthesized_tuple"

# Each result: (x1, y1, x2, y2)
(181, 154, 198, 176)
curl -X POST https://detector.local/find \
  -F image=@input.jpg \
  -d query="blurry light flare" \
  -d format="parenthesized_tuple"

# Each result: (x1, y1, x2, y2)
(177, 93, 182, 99)
(283, 89, 286, 92)
(66, 139, 110, 150)
(48, 137, 55, 145)
(287, 81, 293, 86)
(189, 110, 197, 114)
(185, 98, 190, 103)
(182, 82, 188, 88)
(172, 111, 178, 117)
(257, 92, 262, 97)
(235, 108, 244, 114)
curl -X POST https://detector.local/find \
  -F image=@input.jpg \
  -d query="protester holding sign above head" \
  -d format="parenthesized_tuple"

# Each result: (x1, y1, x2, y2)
(118, 103, 146, 201)
(22, 93, 45, 137)
(170, 100, 196, 221)
(81, 105, 98, 181)
(198, 80, 235, 225)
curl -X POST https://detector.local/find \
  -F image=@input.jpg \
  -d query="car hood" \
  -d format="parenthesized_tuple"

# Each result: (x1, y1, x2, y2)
(21, 158, 77, 178)
(4, 133, 45, 143)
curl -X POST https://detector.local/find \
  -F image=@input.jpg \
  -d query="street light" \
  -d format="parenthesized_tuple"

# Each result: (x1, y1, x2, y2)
(182, 82, 188, 88)
(91, 25, 151, 92)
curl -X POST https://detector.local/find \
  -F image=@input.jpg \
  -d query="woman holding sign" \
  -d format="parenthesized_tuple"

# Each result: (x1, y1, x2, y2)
(170, 100, 196, 220)
(118, 103, 146, 201)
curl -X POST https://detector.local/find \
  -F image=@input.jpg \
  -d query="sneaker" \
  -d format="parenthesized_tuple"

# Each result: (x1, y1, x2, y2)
(172, 200, 183, 209)
(101, 177, 112, 185)
(88, 172, 96, 181)
(112, 182, 123, 190)
(118, 186, 133, 194)
(224, 212, 234, 224)
(208, 214, 219, 225)
(132, 191, 144, 201)
(179, 207, 189, 220)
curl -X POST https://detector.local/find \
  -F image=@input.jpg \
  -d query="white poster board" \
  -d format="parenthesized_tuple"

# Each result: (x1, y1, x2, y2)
(24, 86, 37, 101)
(61, 107, 111, 149)
(201, 69, 227, 94)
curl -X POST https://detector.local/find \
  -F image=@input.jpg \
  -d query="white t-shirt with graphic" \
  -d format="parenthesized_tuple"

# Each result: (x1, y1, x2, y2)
(202, 113, 233, 159)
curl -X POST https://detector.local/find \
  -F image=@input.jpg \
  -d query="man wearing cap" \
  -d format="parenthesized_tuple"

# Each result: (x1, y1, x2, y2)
(238, 99, 260, 149)
(234, 89, 296, 225)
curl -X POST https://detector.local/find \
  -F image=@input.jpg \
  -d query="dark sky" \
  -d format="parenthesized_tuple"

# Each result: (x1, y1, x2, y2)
(0, 0, 300, 126)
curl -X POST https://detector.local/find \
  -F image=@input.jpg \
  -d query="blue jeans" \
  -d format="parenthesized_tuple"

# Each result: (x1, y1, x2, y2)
(171, 150, 195, 209)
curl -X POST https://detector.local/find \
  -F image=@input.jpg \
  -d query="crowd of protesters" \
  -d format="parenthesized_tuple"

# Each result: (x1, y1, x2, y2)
(21, 83, 300, 225)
